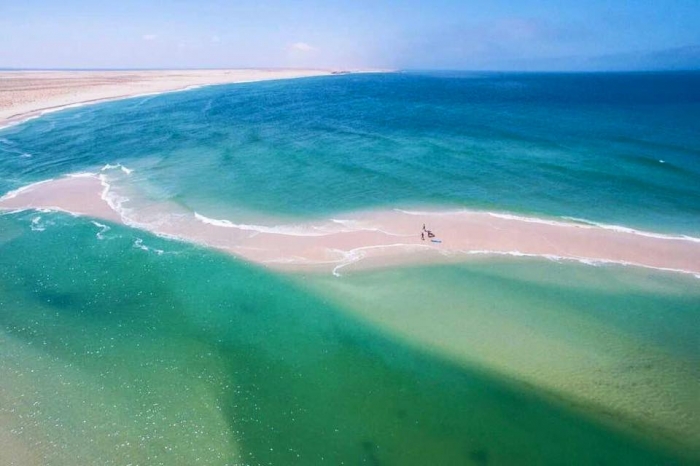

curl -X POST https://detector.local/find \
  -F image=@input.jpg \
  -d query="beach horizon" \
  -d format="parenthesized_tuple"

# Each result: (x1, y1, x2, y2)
(0, 68, 388, 129)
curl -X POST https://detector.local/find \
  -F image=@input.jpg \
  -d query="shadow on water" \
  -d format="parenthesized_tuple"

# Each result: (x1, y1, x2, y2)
(205, 277, 691, 465)
(0, 212, 693, 465)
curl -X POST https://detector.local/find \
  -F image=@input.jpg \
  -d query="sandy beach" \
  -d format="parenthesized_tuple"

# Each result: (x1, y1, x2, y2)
(2, 173, 699, 277)
(1, 70, 699, 465)
(0, 69, 342, 128)
(4, 69, 696, 279)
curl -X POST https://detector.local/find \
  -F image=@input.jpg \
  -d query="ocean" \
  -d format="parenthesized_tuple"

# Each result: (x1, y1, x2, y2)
(0, 71, 699, 464)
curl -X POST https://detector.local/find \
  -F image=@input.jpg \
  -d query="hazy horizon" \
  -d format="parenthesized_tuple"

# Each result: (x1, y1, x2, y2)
(1, 0, 699, 71)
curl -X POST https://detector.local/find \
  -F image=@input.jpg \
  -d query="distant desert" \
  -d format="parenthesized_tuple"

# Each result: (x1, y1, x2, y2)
(0, 69, 337, 128)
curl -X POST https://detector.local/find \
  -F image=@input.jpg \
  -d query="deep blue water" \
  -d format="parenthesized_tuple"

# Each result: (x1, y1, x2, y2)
(1, 71, 700, 233)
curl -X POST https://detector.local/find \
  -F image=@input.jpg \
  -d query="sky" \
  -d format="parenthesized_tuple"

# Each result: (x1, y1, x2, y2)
(1, 0, 699, 70)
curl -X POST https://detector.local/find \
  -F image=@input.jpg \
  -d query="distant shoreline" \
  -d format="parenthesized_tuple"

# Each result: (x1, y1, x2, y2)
(0, 69, 382, 130)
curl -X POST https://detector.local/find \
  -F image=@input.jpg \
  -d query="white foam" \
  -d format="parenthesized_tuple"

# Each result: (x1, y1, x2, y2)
(193, 212, 413, 238)
(560, 216, 700, 243)
(0, 178, 55, 201)
(101, 163, 133, 175)
(194, 212, 236, 228)
(395, 207, 570, 228)
(98, 173, 136, 227)
(488, 212, 577, 227)
(67, 171, 98, 178)
(463, 249, 700, 279)
(0, 101, 97, 131)
(91, 221, 110, 240)
(30, 216, 45, 232)
(2, 176, 699, 279)
(194, 212, 335, 237)
(393, 208, 700, 244)
(0, 208, 25, 216)
(0, 202, 84, 219)
(262, 242, 429, 276)
(331, 243, 431, 277)
(394, 208, 463, 217)
(133, 238, 164, 255)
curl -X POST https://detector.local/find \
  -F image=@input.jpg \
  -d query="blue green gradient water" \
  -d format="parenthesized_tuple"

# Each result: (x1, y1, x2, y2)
(1, 211, 697, 464)
(1, 72, 699, 464)
(1, 72, 699, 231)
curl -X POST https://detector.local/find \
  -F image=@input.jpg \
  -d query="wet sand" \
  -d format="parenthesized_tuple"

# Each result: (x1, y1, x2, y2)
(2, 174, 699, 277)
(0, 69, 347, 128)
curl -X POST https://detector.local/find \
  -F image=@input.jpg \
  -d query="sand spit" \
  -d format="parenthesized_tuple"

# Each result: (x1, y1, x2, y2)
(2, 174, 700, 277)
(0, 69, 369, 128)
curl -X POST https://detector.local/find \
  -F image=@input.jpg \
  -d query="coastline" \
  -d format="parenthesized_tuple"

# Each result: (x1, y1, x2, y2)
(0, 71, 700, 464)
(0, 69, 376, 130)
(3, 69, 697, 280)
(2, 179, 699, 457)
(2, 172, 699, 278)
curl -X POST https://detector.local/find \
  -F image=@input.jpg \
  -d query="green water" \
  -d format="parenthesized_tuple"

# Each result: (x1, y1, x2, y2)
(2, 71, 699, 465)
(303, 260, 700, 453)
(0, 211, 696, 465)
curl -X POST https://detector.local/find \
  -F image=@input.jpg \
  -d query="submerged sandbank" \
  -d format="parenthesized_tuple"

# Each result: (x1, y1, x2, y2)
(1, 214, 693, 464)
(304, 263, 700, 456)
(2, 172, 699, 277)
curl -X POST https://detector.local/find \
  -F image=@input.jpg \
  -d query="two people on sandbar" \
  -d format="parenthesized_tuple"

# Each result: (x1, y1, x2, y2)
(421, 223, 435, 241)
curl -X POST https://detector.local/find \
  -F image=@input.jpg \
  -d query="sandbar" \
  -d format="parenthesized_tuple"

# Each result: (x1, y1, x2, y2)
(1, 174, 699, 277)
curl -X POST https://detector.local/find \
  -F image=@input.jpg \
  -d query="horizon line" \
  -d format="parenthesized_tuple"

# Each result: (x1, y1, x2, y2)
(1, 67, 700, 74)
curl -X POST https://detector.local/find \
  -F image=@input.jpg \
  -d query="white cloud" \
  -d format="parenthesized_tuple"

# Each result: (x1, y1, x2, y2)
(142, 34, 157, 41)
(288, 42, 316, 53)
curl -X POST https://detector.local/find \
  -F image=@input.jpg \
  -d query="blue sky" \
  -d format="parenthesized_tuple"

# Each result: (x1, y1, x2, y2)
(1, 0, 699, 70)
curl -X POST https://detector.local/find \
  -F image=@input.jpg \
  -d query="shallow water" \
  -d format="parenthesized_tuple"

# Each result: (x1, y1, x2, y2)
(303, 259, 700, 450)
(0, 211, 696, 465)
(1, 72, 699, 464)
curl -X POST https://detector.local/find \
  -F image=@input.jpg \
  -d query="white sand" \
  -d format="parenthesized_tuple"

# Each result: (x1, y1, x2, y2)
(2, 174, 699, 277)
(0, 69, 349, 128)
(1, 69, 697, 277)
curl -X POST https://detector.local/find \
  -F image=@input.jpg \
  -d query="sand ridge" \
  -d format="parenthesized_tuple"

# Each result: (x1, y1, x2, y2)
(2, 173, 699, 277)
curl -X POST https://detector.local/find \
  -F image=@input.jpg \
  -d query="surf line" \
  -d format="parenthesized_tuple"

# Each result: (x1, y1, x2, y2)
(2, 176, 700, 278)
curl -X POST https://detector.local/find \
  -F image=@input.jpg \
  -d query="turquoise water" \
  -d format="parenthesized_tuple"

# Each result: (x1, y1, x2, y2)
(0, 211, 696, 465)
(1, 72, 699, 231)
(1, 72, 700, 464)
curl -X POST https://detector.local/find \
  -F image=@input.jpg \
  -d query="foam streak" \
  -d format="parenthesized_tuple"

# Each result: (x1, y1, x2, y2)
(2, 175, 700, 277)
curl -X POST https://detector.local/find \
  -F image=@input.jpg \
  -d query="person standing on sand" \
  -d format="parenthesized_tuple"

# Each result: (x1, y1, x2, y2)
(421, 232, 425, 241)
